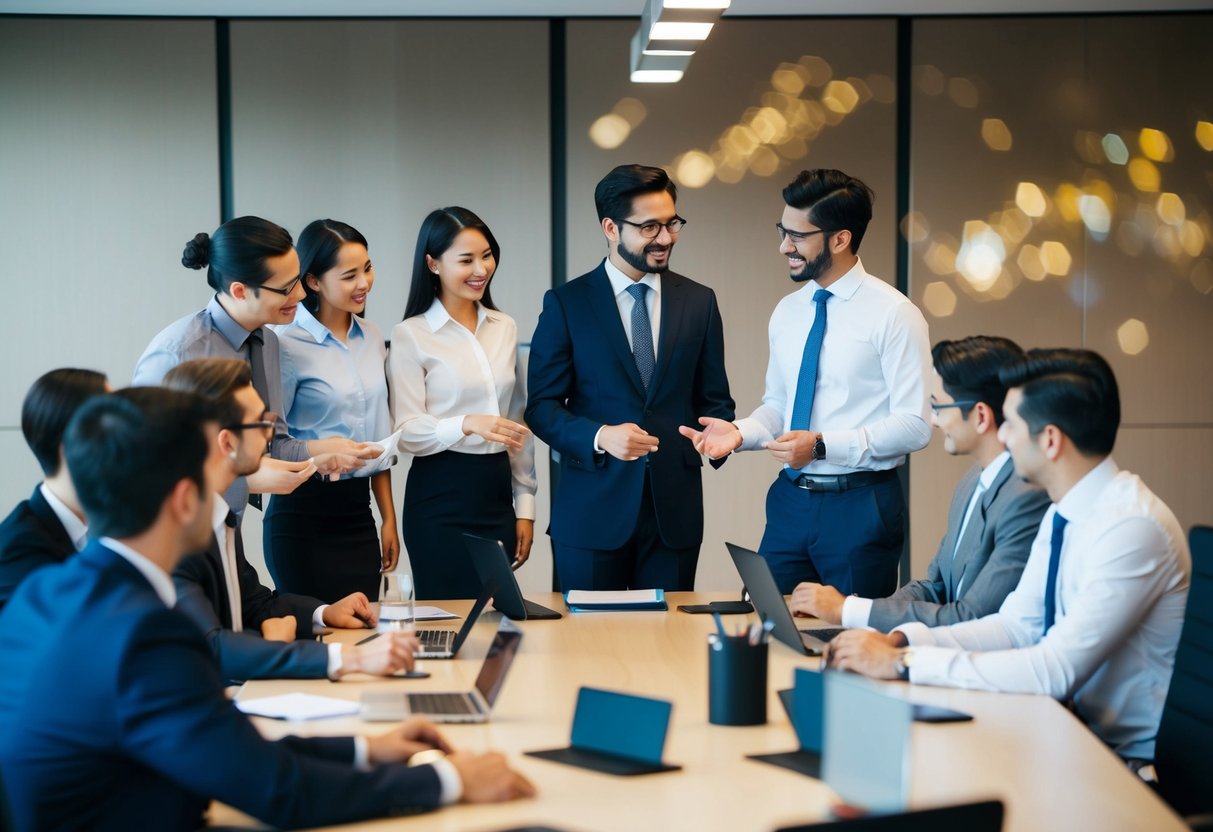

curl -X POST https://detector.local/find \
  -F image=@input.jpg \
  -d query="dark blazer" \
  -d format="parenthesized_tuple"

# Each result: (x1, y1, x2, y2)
(0, 485, 77, 612)
(0, 541, 441, 831)
(173, 530, 329, 681)
(867, 457, 1051, 631)
(526, 263, 734, 550)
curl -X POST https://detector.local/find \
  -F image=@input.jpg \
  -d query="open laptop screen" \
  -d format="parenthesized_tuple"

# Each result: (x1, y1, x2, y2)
(474, 622, 523, 706)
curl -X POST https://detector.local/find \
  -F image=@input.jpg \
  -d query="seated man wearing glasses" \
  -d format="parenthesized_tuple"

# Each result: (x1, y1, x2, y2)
(789, 336, 1050, 630)
(163, 358, 415, 683)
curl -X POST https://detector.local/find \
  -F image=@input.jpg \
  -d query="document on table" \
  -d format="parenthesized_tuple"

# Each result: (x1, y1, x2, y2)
(236, 692, 361, 721)
(414, 605, 460, 621)
(357, 428, 405, 476)
(564, 589, 668, 612)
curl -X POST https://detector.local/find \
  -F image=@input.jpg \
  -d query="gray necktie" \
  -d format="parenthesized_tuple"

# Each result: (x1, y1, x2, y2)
(626, 283, 655, 389)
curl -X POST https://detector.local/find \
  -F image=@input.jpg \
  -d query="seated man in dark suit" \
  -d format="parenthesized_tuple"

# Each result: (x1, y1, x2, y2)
(164, 357, 412, 681)
(0, 368, 108, 610)
(0, 387, 534, 831)
(790, 336, 1050, 629)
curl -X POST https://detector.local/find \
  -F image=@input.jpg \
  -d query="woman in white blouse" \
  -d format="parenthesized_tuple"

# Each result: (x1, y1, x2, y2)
(266, 219, 398, 602)
(389, 207, 536, 600)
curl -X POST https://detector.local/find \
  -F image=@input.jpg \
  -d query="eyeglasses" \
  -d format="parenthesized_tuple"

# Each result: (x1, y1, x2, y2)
(257, 276, 303, 297)
(929, 399, 979, 413)
(617, 217, 687, 238)
(776, 223, 833, 243)
(224, 413, 277, 435)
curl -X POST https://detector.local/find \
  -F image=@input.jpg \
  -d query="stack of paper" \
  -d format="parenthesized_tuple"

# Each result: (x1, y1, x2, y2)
(236, 693, 361, 721)
(564, 589, 668, 612)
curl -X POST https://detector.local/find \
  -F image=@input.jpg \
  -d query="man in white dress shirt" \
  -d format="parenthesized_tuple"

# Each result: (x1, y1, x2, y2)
(826, 348, 1190, 761)
(684, 169, 931, 596)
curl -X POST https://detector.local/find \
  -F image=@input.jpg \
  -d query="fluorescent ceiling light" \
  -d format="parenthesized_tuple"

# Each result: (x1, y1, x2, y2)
(630, 69, 686, 83)
(649, 21, 713, 40)
(662, 0, 731, 8)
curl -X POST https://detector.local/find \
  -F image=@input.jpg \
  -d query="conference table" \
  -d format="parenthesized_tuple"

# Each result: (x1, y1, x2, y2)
(212, 593, 1185, 831)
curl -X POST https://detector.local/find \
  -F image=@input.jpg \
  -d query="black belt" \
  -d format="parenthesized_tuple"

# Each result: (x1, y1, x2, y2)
(791, 469, 896, 493)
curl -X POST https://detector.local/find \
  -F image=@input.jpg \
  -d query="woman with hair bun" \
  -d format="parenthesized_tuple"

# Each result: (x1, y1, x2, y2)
(134, 216, 379, 517)
(389, 207, 536, 600)
(265, 219, 397, 601)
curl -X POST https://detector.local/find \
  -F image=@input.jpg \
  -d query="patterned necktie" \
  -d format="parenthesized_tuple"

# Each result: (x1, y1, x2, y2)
(789, 289, 833, 430)
(1043, 511, 1069, 634)
(626, 282, 655, 389)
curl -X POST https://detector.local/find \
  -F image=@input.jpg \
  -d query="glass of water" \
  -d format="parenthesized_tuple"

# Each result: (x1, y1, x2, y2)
(378, 571, 415, 634)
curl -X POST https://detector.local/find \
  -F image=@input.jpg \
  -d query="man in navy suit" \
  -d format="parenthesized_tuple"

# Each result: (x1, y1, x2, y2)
(0, 368, 108, 610)
(527, 163, 734, 591)
(164, 357, 413, 682)
(0, 387, 534, 831)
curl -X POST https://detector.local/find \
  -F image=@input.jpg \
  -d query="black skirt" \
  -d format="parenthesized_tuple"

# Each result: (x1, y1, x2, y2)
(403, 451, 516, 600)
(263, 476, 381, 603)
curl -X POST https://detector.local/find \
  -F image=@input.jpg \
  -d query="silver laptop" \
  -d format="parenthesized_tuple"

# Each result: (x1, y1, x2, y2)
(413, 587, 494, 659)
(726, 542, 844, 656)
(361, 619, 523, 724)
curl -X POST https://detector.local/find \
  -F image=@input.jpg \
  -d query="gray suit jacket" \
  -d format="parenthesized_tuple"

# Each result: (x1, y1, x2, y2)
(867, 457, 1050, 631)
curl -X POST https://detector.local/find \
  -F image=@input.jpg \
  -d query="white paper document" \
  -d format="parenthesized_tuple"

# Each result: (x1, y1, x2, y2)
(357, 428, 404, 476)
(236, 693, 361, 721)
(565, 589, 661, 605)
(414, 605, 460, 621)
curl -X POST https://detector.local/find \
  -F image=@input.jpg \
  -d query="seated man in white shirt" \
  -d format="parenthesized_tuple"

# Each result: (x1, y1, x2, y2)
(790, 336, 1050, 630)
(164, 357, 413, 682)
(826, 348, 1190, 761)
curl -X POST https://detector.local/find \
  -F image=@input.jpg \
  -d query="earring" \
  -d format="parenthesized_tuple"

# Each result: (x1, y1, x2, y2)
(229, 451, 238, 460)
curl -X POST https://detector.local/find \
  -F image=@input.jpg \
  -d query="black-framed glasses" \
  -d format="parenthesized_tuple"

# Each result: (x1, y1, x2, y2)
(224, 413, 277, 435)
(929, 399, 979, 413)
(617, 216, 687, 238)
(257, 275, 303, 297)
(776, 223, 833, 243)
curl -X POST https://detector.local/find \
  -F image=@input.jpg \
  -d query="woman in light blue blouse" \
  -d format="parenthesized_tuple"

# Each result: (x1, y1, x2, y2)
(265, 219, 397, 601)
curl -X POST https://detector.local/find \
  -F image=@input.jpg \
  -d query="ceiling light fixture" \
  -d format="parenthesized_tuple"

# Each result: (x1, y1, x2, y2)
(629, 0, 730, 84)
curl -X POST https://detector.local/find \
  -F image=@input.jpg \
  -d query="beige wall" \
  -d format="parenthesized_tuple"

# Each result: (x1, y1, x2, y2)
(1, 14, 1209, 598)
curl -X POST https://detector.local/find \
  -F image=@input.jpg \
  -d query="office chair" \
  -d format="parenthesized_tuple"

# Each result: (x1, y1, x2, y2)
(774, 799, 1003, 832)
(1154, 525, 1213, 824)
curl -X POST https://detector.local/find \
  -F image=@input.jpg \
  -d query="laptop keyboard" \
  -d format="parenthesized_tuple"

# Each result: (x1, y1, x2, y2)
(408, 693, 476, 715)
(799, 627, 844, 643)
(417, 629, 455, 651)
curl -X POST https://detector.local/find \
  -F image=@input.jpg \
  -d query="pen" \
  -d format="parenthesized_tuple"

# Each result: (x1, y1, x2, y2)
(354, 612, 375, 629)
(712, 611, 727, 640)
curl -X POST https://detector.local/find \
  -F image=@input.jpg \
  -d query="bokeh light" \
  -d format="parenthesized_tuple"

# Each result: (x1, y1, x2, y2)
(799, 55, 832, 87)
(922, 281, 957, 317)
(1191, 259, 1213, 294)
(614, 97, 648, 127)
(1015, 182, 1047, 217)
(673, 150, 716, 189)
(1040, 241, 1072, 276)
(1078, 194, 1112, 237)
(1102, 133, 1129, 165)
(1116, 318, 1150, 355)
(1196, 121, 1213, 152)
(923, 236, 958, 275)
(822, 80, 859, 114)
(947, 77, 979, 108)
(771, 63, 809, 95)
(1156, 192, 1186, 226)
(901, 211, 931, 243)
(914, 64, 945, 96)
(1127, 158, 1161, 192)
(1017, 245, 1048, 281)
(589, 113, 631, 149)
(955, 221, 1006, 290)
(1138, 128, 1174, 162)
(981, 118, 1013, 151)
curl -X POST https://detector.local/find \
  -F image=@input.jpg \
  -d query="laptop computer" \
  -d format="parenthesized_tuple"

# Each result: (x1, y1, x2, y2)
(361, 619, 524, 724)
(725, 542, 844, 656)
(463, 532, 562, 620)
(412, 585, 495, 659)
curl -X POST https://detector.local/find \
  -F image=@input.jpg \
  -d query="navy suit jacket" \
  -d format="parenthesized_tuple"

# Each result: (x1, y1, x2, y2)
(0, 486, 76, 612)
(173, 531, 329, 681)
(526, 263, 734, 550)
(0, 541, 441, 831)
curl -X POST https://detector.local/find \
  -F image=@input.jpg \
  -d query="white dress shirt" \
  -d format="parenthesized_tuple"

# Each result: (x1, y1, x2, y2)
(102, 537, 177, 607)
(40, 484, 88, 552)
(210, 498, 244, 633)
(734, 259, 932, 473)
(894, 458, 1190, 759)
(603, 257, 662, 358)
(388, 299, 537, 520)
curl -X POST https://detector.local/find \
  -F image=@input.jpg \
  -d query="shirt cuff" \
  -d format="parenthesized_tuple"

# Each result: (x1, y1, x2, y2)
(312, 605, 329, 632)
(430, 757, 463, 805)
(733, 417, 767, 452)
(513, 492, 536, 521)
(841, 596, 873, 629)
(893, 621, 932, 645)
(352, 736, 371, 771)
(435, 415, 467, 448)
(819, 429, 849, 465)
(593, 426, 605, 454)
(326, 643, 343, 679)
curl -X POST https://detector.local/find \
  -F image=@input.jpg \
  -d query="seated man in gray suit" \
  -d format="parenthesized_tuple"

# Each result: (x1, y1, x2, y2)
(790, 336, 1049, 630)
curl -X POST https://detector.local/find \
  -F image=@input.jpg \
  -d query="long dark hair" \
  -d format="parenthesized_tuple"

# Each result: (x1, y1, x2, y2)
(403, 207, 501, 320)
(181, 216, 294, 293)
(296, 219, 370, 315)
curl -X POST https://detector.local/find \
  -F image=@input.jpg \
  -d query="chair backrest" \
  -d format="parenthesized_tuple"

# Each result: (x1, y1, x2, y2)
(1155, 525, 1213, 816)
(774, 800, 1004, 832)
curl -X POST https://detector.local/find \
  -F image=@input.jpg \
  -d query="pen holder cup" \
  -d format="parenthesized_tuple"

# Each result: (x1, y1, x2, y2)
(708, 635, 768, 726)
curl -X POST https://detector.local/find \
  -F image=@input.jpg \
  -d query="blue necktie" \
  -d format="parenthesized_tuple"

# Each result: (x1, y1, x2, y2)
(626, 283, 655, 389)
(1043, 511, 1069, 634)
(789, 289, 832, 431)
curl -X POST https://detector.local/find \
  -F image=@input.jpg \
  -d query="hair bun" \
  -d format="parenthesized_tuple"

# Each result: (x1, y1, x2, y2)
(181, 232, 211, 270)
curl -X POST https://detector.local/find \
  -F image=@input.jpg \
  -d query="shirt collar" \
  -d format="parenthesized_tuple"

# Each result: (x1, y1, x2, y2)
(39, 483, 88, 552)
(809, 257, 866, 301)
(1055, 456, 1119, 524)
(211, 493, 231, 537)
(207, 294, 257, 351)
(980, 451, 1012, 490)
(100, 537, 178, 607)
(422, 296, 490, 333)
(604, 257, 661, 299)
(292, 304, 366, 345)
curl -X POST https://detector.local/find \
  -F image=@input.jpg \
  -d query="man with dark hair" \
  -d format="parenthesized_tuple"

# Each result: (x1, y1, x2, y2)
(826, 348, 1190, 762)
(0, 388, 534, 830)
(790, 336, 1049, 628)
(527, 163, 734, 591)
(684, 168, 931, 596)
(164, 357, 412, 682)
(0, 367, 108, 609)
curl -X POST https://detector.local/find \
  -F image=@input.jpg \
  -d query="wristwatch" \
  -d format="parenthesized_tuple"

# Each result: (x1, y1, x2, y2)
(894, 648, 915, 681)
(812, 435, 826, 461)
